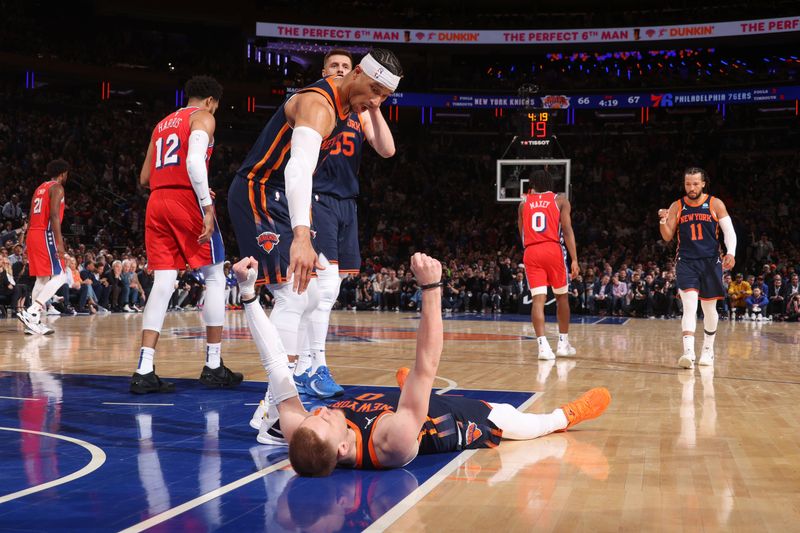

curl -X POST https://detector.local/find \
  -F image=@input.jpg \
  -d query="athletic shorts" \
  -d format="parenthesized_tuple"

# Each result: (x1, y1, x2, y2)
(26, 229, 64, 277)
(228, 176, 299, 285)
(523, 242, 569, 292)
(676, 256, 725, 300)
(311, 193, 360, 275)
(145, 187, 225, 270)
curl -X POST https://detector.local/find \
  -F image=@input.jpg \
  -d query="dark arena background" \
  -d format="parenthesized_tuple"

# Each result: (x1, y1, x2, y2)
(1, 1, 799, 531)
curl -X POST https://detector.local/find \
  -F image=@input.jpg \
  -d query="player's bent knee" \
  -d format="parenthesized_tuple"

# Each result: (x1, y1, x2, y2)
(200, 263, 225, 327)
(142, 270, 178, 333)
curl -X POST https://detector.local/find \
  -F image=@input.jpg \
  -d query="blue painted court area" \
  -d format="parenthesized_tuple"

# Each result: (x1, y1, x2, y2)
(0, 372, 534, 532)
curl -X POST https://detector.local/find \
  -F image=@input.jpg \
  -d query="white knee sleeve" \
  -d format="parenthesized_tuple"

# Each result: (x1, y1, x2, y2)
(487, 403, 568, 440)
(142, 270, 178, 333)
(701, 300, 719, 333)
(295, 277, 319, 352)
(32, 276, 48, 302)
(268, 282, 309, 355)
(35, 272, 69, 305)
(309, 257, 340, 354)
(315, 256, 341, 311)
(200, 262, 225, 327)
(680, 289, 699, 333)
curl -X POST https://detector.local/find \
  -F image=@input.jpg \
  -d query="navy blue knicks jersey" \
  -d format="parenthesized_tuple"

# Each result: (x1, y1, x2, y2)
(312, 112, 365, 199)
(235, 77, 350, 189)
(328, 390, 503, 470)
(677, 194, 721, 260)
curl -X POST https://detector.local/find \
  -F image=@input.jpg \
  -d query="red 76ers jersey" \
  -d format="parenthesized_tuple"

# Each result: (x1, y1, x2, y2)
(521, 191, 562, 247)
(149, 106, 213, 191)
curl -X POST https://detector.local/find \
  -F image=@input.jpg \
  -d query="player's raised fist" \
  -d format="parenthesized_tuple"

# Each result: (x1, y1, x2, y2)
(410, 253, 441, 286)
(233, 256, 259, 284)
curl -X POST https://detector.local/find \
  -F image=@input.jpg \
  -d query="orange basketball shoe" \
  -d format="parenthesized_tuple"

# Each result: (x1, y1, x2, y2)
(396, 367, 410, 389)
(560, 387, 611, 430)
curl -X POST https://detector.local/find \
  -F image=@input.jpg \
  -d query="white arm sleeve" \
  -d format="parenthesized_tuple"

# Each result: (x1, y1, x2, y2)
(718, 215, 736, 257)
(284, 126, 322, 229)
(186, 129, 212, 207)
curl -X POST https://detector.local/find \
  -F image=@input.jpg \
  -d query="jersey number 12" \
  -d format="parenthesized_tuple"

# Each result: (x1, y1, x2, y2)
(154, 133, 180, 168)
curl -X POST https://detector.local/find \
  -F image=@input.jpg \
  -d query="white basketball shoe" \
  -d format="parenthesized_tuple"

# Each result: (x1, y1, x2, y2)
(678, 352, 696, 369)
(556, 343, 577, 357)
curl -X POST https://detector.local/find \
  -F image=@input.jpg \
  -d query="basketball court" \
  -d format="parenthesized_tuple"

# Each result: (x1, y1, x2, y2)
(2, 309, 798, 531)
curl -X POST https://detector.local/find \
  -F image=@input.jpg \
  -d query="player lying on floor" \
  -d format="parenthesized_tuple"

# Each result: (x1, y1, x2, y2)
(234, 253, 611, 476)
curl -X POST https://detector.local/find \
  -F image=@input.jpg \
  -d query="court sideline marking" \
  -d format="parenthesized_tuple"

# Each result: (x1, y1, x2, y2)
(119, 460, 291, 533)
(0, 427, 107, 504)
(364, 391, 541, 532)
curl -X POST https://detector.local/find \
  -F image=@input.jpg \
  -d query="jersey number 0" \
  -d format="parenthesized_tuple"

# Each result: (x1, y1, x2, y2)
(531, 212, 547, 232)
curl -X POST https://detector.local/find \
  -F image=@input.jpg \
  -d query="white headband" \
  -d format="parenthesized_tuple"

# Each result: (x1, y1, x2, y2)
(359, 53, 401, 92)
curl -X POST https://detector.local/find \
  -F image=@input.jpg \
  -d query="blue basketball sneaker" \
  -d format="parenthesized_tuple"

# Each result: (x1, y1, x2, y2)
(295, 366, 344, 398)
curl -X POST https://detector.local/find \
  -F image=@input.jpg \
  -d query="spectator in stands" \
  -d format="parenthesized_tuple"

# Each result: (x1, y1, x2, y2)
(767, 274, 786, 320)
(0, 255, 27, 318)
(223, 261, 239, 309)
(444, 271, 467, 312)
(400, 271, 418, 311)
(569, 273, 584, 314)
(371, 272, 385, 310)
(752, 233, 774, 266)
(745, 287, 769, 321)
(8, 244, 23, 265)
(720, 273, 732, 318)
(610, 273, 628, 316)
(338, 273, 357, 310)
(594, 274, 612, 316)
(728, 273, 752, 319)
(383, 269, 401, 311)
(356, 272, 374, 310)
(627, 271, 649, 318)
(786, 293, 800, 322)
(2, 194, 22, 223)
(103, 260, 125, 312)
(784, 273, 800, 301)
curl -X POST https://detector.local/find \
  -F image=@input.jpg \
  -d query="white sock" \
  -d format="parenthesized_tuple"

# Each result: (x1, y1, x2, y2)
(537, 336, 552, 353)
(137, 347, 155, 375)
(311, 349, 327, 373)
(487, 404, 568, 440)
(702, 330, 716, 352)
(295, 351, 312, 376)
(558, 333, 569, 346)
(206, 343, 221, 369)
(683, 335, 695, 356)
(28, 301, 44, 314)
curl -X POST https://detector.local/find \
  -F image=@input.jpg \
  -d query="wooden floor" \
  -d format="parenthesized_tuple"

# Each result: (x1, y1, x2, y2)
(2, 310, 799, 531)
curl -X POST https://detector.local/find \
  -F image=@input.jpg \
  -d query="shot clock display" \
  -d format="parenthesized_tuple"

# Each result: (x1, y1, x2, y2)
(527, 111, 550, 138)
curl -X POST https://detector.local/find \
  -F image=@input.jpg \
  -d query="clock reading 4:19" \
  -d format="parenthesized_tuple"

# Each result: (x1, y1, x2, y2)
(528, 111, 550, 138)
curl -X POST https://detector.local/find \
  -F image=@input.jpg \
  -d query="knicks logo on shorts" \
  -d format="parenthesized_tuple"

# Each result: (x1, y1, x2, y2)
(465, 422, 483, 445)
(257, 231, 280, 253)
